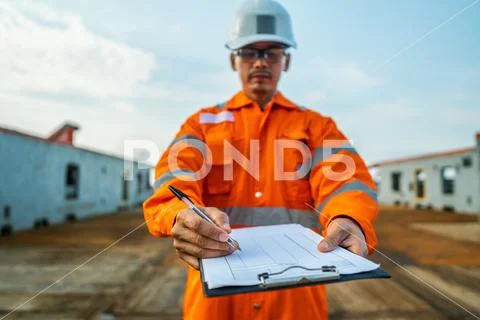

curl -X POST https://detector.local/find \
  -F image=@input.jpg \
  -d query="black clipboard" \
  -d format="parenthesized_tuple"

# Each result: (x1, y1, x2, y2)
(200, 262, 390, 297)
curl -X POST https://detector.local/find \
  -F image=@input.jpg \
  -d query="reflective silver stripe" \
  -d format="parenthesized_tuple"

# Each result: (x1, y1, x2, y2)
(200, 111, 234, 124)
(154, 169, 196, 190)
(223, 206, 319, 228)
(311, 143, 358, 170)
(315, 180, 377, 212)
(168, 134, 206, 158)
(169, 134, 203, 148)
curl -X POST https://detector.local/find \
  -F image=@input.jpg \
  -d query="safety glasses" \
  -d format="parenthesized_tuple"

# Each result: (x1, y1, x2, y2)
(233, 47, 289, 64)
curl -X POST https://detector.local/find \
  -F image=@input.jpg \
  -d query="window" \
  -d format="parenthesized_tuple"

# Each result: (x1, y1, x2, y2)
(122, 176, 129, 201)
(462, 156, 472, 167)
(415, 169, 427, 199)
(441, 166, 456, 195)
(137, 173, 142, 194)
(145, 171, 152, 190)
(4, 206, 10, 219)
(391, 172, 402, 192)
(1, 225, 12, 236)
(65, 164, 80, 199)
(65, 213, 76, 222)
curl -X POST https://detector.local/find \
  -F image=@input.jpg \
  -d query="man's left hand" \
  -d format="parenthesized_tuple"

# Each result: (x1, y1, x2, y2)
(317, 217, 368, 257)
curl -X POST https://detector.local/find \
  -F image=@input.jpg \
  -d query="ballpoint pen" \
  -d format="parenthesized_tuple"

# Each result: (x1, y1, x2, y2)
(168, 185, 241, 251)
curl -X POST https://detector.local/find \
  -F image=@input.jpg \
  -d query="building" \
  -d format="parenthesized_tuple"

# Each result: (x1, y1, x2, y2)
(369, 132, 480, 215)
(0, 122, 152, 235)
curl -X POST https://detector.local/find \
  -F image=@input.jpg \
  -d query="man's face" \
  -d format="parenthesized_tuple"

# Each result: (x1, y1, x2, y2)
(231, 41, 289, 98)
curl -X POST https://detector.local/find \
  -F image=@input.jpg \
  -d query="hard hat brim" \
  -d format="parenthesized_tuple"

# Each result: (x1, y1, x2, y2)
(226, 34, 297, 50)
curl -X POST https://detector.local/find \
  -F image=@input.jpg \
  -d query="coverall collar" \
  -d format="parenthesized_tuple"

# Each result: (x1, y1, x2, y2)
(226, 90, 300, 110)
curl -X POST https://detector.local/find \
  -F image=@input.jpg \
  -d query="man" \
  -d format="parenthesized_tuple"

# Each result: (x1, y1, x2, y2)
(143, 0, 378, 319)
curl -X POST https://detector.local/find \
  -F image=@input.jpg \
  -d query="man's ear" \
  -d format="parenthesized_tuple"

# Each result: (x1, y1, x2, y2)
(283, 54, 291, 72)
(230, 53, 237, 71)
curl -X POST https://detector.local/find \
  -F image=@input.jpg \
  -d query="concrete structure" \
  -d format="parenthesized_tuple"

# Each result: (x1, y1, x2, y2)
(0, 122, 152, 235)
(370, 132, 480, 214)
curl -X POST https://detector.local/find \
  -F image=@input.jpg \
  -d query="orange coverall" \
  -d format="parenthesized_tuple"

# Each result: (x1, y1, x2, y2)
(144, 90, 378, 320)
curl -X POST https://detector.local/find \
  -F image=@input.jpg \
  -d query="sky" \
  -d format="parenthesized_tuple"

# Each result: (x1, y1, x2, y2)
(0, 0, 479, 166)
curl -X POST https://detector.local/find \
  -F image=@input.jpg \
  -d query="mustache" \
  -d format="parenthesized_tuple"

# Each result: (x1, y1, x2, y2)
(249, 70, 272, 79)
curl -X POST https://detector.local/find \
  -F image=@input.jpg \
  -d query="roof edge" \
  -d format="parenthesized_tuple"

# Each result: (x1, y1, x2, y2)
(369, 146, 476, 168)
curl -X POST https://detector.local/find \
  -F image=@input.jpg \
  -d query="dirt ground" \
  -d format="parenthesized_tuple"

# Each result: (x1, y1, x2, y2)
(0, 206, 479, 319)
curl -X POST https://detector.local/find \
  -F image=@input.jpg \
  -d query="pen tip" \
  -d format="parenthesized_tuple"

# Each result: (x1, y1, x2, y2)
(230, 239, 241, 252)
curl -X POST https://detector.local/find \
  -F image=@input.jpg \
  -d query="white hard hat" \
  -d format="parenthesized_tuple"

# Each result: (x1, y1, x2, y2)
(226, 0, 297, 50)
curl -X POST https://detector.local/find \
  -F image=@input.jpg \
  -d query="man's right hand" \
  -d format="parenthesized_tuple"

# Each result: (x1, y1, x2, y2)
(171, 207, 233, 270)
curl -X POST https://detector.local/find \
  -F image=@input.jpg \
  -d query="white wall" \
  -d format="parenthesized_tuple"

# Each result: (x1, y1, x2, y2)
(374, 151, 480, 214)
(0, 133, 153, 233)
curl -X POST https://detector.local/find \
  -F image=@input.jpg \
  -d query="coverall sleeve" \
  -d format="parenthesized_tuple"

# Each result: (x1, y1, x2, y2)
(308, 114, 378, 254)
(143, 113, 205, 237)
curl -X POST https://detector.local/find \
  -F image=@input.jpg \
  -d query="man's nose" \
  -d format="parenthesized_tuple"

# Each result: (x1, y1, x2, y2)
(253, 56, 269, 69)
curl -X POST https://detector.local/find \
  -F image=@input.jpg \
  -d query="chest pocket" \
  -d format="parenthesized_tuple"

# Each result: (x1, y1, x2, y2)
(205, 131, 234, 195)
(279, 130, 312, 176)
(278, 130, 312, 203)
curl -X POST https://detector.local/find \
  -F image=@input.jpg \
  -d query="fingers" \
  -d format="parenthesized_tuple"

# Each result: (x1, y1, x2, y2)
(348, 242, 366, 256)
(176, 251, 199, 269)
(317, 217, 368, 257)
(174, 239, 231, 259)
(203, 207, 231, 233)
(173, 227, 231, 251)
(172, 207, 234, 269)
(318, 221, 349, 252)
(343, 233, 368, 257)
(177, 208, 229, 242)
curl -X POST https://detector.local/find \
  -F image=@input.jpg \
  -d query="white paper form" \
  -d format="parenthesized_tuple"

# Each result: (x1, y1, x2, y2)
(202, 224, 379, 289)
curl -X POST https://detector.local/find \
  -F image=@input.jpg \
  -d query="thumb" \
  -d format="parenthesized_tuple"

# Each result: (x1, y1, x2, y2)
(318, 229, 347, 253)
(318, 238, 335, 252)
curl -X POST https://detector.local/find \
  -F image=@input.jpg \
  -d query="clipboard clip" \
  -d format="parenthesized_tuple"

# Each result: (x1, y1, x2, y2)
(257, 265, 339, 288)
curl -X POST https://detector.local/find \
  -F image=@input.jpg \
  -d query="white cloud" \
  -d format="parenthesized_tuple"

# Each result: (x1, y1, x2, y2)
(362, 100, 421, 119)
(299, 59, 385, 92)
(111, 101, 136, 113)
(303, 90, 328, 106)
(0, 1, 242, 160)
(0, 92, 174, 159)
(436, 106, 480, 127)
(135, 81, 232, 104)
(331, 99, 480, 164)
(327, 62, 385, 89)
(0, 1, 157, 98)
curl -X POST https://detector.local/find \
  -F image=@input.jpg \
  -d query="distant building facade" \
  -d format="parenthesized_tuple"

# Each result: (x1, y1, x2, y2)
(0, 123, 152, 235)
(370, 132, 480, 215)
